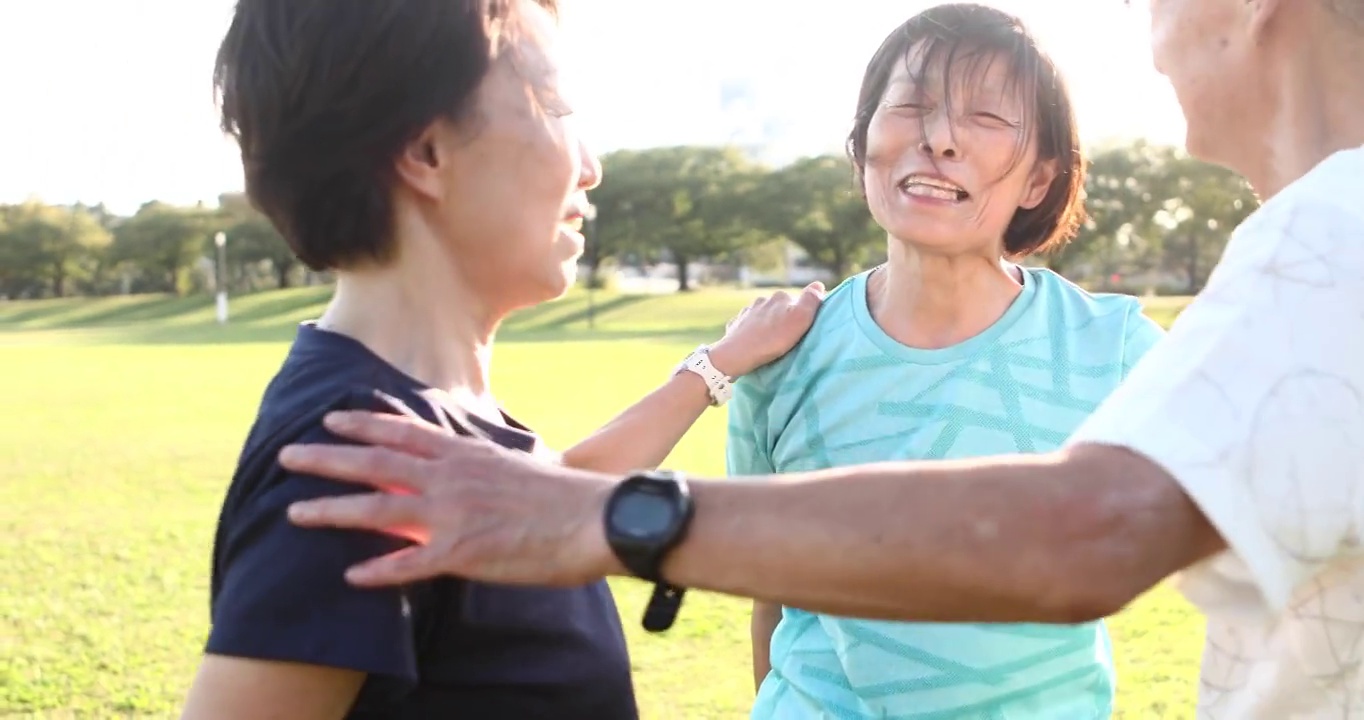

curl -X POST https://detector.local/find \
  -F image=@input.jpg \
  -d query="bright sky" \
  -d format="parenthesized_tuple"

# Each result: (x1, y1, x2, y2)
(0, 0, 1183, 216)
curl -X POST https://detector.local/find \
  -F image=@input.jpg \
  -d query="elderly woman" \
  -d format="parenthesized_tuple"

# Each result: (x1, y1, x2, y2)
(732, 5, 1164, 718)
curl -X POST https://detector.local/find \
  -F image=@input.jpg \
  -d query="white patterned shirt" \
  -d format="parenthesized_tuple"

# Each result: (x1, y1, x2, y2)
(1068, 145, 1364, 718)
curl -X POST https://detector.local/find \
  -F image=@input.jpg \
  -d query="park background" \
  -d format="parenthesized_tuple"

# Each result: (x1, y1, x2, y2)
(4, 0, 1223, 717)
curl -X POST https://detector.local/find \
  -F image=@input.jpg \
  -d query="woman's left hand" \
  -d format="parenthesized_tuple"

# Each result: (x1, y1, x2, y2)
(708, 281, 825, 378)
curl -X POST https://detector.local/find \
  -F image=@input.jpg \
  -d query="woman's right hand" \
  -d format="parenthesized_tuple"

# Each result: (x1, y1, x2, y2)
(708, 282, 825, 378)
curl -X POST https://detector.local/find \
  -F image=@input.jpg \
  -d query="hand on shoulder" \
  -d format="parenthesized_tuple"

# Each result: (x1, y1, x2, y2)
(709, 282, 826, 377)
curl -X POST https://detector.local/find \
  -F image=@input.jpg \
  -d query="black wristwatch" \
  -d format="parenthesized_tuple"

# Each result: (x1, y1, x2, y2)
(603, 469, 695, 632)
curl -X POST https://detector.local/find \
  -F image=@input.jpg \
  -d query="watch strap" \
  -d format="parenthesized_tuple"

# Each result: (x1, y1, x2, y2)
(677, 345, 734, 406)
(641, 583, 687, 633)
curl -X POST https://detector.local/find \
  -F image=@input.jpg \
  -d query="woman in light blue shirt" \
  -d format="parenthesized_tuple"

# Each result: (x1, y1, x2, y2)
(731, 5, 1164, 718)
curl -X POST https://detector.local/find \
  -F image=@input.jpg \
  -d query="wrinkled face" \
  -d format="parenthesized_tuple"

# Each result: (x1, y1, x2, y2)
(405, 0, 600, 314)
(1146, 0, 1259, 165)
(862, 41, 1055, 256)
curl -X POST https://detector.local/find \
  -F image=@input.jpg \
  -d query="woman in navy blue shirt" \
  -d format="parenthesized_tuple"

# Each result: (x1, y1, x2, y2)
(181, 1, 819, 718)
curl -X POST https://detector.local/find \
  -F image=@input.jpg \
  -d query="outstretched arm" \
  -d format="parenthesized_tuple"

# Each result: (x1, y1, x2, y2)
(280, 411, 1223, 624)
(663, 444, 1223, 623)
(560, 284, 822, 474)
(558, 367, 719, 474)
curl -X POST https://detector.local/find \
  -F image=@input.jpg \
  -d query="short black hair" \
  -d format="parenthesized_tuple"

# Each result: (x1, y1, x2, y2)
(846, 3, 1086, 257)
(213, 0, 555, 270)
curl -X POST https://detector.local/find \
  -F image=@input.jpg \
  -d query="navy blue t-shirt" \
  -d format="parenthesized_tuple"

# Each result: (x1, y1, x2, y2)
(206, 323, 638, 719)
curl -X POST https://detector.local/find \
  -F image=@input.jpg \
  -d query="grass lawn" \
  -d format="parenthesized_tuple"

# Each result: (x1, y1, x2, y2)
(0, 287, 1202, 719)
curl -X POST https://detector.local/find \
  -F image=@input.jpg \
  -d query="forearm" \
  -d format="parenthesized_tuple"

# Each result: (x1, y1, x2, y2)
(750, 601, 781, 692)
(561, 372, 713, 474)
(659, 444, 1225, 623)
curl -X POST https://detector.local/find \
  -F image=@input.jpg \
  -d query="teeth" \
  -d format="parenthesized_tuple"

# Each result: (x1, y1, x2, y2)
(902, 184, 963, 202)
(564, 217, 584, 232)
(900, 175, 967, 199)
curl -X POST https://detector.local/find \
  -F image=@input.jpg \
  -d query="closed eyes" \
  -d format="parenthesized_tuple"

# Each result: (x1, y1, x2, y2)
(879, 102, 1018, 128)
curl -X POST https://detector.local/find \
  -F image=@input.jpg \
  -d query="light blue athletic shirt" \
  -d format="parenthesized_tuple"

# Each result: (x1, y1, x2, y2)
(728, 266, 1165, 720)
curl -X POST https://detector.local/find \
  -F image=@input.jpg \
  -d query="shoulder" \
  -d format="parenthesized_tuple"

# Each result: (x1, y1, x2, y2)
(1024, 267, 1161, 336)
(1175, 158, 1364, 344)
(216, 371, 427, 567)
(1219, 150, 1364, 295)
(780, 272, 863, 354)
(208, 370, 437, 680)
(229, 367, 434, 513)
(1021, 268, 1165, 374)
(744, 273, 864, 391)
(1025, 266, 1139, 314)
(215, 338, 445, 595)
(1277, 144, 1364, 217)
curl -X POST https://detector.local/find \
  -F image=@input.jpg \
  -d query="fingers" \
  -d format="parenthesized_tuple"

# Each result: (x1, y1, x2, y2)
(345, 544, 449, 587)
(288, 492, 427, 534)
(797, 282, 825, 311)
(726, 304, 751, 330)
(729, 284, 820, 330)
(279, 443, 432, 492)
(322, 409, 449, 459)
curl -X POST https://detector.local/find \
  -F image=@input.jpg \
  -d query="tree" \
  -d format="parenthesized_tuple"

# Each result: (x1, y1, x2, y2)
(0, 205, 35, 298)
(1149, 154, 1256, 293)
(596, 146, 765, 291)
(750, 155, 883, 281)
(229, 216, 299, 288)
(1049, 142, 1147, 282)
(111, 202, 219, 295)
(0, 201, 111, 298)
(218, 193, 298, 289)
(585, 151, 651, 288)
(1045, 140, 1258, 293)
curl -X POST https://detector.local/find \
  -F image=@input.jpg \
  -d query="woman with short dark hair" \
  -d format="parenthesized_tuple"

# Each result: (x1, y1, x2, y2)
(183, 1, 817, 717)
(736, 5, 1162, 718)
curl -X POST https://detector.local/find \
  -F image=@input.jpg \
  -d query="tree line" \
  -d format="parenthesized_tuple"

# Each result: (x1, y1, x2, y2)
(0, 139, 1256, 300)
(0, 193, 302, 299)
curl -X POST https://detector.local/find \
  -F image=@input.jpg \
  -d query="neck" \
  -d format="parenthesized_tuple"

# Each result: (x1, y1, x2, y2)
(317, 238, 502, 419)
(1251, 21, 1364, 198)
(869, 239, 1023, 350)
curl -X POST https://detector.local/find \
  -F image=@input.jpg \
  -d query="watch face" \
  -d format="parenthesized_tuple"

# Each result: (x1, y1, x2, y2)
(610, 491, 676, 539)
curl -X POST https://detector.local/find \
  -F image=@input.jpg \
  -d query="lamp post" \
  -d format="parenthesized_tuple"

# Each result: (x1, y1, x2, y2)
(583, 202, 598, 330)
(214, 231, 229, 325)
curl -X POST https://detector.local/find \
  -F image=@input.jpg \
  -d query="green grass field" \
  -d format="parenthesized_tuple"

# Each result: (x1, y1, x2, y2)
(0, 287, 1201, 719)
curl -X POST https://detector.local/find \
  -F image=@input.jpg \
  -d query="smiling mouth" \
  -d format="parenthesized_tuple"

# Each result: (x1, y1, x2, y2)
(562, 215, 584, 232)
(899, 174, 970, 202)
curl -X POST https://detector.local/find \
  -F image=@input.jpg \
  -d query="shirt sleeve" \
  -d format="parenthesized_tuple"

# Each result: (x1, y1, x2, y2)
(727, 372, 776, 477)
(1066, 198, 1364, 618)
(206, 423, 424, 682)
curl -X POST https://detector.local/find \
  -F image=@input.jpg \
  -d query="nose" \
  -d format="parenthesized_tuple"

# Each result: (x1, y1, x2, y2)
(578, 139, 602, 191)
(918, 109, 959, 159)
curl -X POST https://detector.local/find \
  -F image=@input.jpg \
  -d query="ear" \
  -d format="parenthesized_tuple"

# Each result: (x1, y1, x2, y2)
(393, 121, 446, 202)
(1019, 157, 1057, 210)
(1247, 0, 1285, 41)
